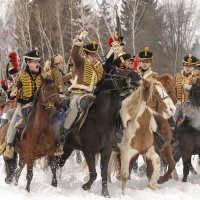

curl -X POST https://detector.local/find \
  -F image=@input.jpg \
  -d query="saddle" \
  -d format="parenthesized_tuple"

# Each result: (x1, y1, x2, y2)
(59, 94, 96, 144)
(73, 94, 95, 132)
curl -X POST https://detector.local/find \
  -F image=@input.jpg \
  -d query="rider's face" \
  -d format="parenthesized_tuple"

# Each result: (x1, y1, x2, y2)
(183, 64, 194, 74)
(124, 59, 131, 68)
(140, 60, 152, 70)
(87, 54, 97, 64)
(28, 60, 40, 73)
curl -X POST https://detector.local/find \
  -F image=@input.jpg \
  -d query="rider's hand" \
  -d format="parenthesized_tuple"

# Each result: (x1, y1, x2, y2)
(78, 30, 88, 40)
(10, 87, 18, 97)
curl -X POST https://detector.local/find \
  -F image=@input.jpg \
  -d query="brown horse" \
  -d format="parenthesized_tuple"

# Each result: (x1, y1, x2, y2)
(124, 74, 177, 183)
(119, 79, 176, 193)
(148, 74, 177, 183)
(4, 79, 61, 192)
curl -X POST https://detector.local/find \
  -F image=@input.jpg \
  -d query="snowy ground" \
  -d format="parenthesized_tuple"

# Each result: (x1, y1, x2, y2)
(0, 154, 200, 200)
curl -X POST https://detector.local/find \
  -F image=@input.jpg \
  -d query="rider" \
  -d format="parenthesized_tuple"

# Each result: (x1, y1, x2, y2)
(4, 48, 43, 159)
(137, 47, 158, 79)
(60, 31, 104, 144)
(182, 63, 200, 91)
(175, 54, 198, 106)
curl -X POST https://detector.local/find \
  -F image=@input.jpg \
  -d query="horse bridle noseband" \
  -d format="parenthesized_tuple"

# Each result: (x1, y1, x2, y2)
(148, 85, 170, 112)
(40, 84, 59, 109)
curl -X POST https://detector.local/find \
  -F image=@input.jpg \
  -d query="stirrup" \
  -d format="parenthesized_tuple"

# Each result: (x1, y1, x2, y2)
(4, 145, 14, 159)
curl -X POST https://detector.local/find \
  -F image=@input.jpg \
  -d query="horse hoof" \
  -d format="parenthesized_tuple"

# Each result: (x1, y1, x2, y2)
(157, 176, 167, 184)
(182, 178, 187, 182)
(51, 181, 57, 187)
(5, 177, 13, 184)
(148, 183, 156, 190)
(26, 186, 30, 193)
(82, 183, 91, 190)
(102, 190, 110, 198)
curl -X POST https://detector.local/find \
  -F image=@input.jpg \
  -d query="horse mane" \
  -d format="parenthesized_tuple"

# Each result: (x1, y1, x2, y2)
(125, 79, 161, 120)
(29, 79, 54, 121)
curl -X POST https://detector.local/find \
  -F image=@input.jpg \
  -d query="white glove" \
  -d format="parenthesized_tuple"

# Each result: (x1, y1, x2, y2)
(112, 42, 123, 58)
(73, 30, 88, 46)
(183, 84, 192, 91)
(78, 30, 88, 41)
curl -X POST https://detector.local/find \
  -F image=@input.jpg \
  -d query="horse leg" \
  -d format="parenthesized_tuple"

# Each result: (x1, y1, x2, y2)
(189, 156, 198, 175)
(146, 159, 153, 181)
(120, 149, 138, 195)
(100, 148, 112, 197)
(182, 153, 191, 182)
(129, 154, 139, 178)
(48, 156, 57, 187)
(76, 150, 82, 165)
(56, 147, 73, 168)
(107, 150, 119, 182)
(158, 145, 176, 184)
(14, 158, 25, 185)
(145, 146, 160, 190)
(82, 151, 97, 191)
(26, 161, 34, 192)
(4, 152, 18, 184)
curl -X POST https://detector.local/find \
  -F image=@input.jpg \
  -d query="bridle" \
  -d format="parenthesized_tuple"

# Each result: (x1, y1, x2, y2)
(147, 84, 170, 112)
(103, 73, 139, 93)
(40, 84, 59, 109)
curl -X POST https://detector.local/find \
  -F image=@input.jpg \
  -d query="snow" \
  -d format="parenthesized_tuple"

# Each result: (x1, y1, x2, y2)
(0, 154, 200, 200)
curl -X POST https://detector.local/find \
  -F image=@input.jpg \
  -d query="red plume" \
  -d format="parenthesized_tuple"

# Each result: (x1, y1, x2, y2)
(8, 52, 19, 69)
(1, 80, 6, 84)
(134, 55, 140, 71)
(107, 35, 119, 47)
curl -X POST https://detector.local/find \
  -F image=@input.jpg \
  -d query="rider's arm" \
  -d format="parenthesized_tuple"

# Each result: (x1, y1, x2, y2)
(70, 31, 88, 70)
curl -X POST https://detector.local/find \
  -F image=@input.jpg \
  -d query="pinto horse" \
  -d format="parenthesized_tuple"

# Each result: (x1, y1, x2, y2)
(56, 71, 141, 197)
(108, 74, 177, 183)
(119, 79, 176, 193)
(4, 79, 61, 192)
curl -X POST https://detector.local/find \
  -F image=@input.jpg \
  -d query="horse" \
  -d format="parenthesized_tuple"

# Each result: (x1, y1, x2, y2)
(173, 79, 200, 182)
(56, 71, 141, 197)
(118, 79, 176, 193)
(108, 74, 177, 183)
(4, 79, 61, 192)
(145, 74, 177, 183)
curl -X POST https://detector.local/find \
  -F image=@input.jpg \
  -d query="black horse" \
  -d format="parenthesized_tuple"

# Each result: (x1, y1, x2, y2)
(173, 80, 200, 182)
(56, 71, 141, 197)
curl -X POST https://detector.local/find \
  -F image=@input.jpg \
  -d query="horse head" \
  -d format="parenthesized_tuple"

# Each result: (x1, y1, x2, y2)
(143, 79, 176, 119)
(95, 71, 140, 94)
(154, 74, 177, 105)
(38, 79, 62, 110)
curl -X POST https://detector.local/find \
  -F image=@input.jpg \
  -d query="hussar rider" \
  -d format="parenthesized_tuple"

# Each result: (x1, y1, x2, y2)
(138, 47, 158, 79)
(4, 48, 42, 159)
(57, 31, 104, 154)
